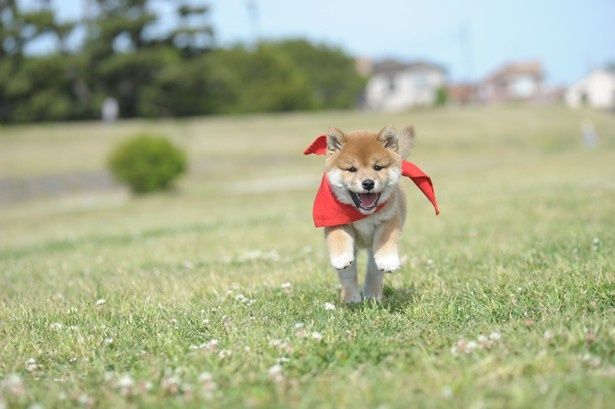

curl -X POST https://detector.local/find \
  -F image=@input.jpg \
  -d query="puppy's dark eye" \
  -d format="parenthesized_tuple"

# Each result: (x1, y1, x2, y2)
(373, 165, 383, 171)
(347, 167, 357, 173)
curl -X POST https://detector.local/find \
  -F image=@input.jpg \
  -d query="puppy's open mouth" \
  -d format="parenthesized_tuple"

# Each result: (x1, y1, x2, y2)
(349, 192, 380, 211)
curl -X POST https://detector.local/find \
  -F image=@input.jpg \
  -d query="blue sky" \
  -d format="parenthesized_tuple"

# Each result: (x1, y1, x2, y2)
(23, 0, 615, 85)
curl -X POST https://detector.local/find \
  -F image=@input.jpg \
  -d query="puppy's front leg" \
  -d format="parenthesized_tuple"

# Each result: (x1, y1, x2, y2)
(325, 226, 360, 303)
(373, 214, 403, 273)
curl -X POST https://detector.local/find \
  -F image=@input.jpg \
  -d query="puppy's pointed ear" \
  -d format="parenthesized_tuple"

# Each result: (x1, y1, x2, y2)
(377, 125, 399, 152)
(398, 126, 416, 158)
(326, 128, 346, 154)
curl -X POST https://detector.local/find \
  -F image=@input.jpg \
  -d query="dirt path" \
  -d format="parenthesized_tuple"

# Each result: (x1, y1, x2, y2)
(0, 170, 118, 204)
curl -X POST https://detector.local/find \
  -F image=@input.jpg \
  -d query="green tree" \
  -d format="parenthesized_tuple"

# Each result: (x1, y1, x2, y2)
(0, 1, 369, 123)
(268, 39, 365, 109)
(0, 0, 77, 122)
(204, 45, 315, 112)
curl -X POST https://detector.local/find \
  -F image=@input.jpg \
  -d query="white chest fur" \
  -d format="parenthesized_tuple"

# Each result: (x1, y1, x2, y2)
(351, 190, 400, 247)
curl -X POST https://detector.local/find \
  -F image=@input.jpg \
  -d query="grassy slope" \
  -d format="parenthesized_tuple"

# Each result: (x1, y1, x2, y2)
(0, 106, 614, 408)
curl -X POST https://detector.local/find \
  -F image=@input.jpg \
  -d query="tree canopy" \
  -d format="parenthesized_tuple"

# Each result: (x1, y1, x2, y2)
(0, 1, 365, 123)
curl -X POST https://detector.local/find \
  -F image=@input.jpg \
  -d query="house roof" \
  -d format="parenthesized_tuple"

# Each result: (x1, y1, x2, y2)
(485, 61, 544, 82)
(372, 59, 447, 75)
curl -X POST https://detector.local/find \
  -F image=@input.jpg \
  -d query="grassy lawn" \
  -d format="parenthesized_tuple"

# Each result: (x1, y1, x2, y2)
(0, 106, 614, 408)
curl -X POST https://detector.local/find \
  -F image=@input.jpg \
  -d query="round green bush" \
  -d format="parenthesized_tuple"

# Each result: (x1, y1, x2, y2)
(108, 134, 187, 193)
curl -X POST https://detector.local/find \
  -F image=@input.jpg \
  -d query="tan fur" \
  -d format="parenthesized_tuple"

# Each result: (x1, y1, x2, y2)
(322, 126, 413, 303)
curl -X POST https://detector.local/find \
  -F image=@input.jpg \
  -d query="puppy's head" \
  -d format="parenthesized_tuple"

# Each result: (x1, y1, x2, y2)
(325, 125, 414, 214)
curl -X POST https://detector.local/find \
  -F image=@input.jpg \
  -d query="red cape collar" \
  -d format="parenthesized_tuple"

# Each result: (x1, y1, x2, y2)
(304, 135, 440, 228)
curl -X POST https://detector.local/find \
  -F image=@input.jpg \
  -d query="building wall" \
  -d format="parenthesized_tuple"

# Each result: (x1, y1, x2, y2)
(566, 70, 615, 109)
(365, 69, 446, 111)
(508, 75, 539, 99)
(479, 74, 541, 103)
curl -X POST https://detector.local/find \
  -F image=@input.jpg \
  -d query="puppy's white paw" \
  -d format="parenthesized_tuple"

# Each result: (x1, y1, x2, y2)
(375, 253, 401, 273)
(330, 253, 354, 270)
(342, 287, 362, 304)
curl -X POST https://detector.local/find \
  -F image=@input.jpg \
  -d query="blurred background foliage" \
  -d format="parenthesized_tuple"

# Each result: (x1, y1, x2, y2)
(0, 0, 365, 123)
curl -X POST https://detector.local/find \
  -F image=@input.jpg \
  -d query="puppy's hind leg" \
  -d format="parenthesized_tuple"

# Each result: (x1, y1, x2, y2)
(325, 226, 361, 303)
(364, 250, 385, 301)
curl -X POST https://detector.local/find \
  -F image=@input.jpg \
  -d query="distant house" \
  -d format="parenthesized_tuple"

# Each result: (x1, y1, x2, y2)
(447, 83, 479, 105)
(364, 60, 447, 111)
(565, 68, 615, 109)
(480, 61, 544, 103)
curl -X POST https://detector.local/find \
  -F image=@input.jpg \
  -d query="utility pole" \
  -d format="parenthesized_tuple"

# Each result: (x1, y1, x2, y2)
(458, 22, 474, 82)
(246, 0, 259, 45)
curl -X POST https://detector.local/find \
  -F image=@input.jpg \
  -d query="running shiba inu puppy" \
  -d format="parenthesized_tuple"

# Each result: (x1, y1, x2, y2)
(304, 126, 439, 303)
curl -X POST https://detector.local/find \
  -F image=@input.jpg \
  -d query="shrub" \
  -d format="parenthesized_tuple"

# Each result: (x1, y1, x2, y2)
(108, 134, 187, 193)
(435, 86, 448, 106)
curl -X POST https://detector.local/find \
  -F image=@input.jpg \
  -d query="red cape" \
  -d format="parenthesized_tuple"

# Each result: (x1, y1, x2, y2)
(304, 135, 439, 228)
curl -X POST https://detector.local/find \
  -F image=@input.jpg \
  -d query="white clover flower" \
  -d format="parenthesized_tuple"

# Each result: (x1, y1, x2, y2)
(198, 372, 213, 383)
(311, 332, 323, 341)
(489, 332, 502, 341)
(581, 353, 601, 368)
(268, 364, 284, 382)
(77, 393, 94, 407)
(138, 381, 153, 393)
(1, 374, 25, 397)
(281, 282, 292, 290)
(324, 302, 336, 311)
(116, 374, 135, 397)
(116, 374, 134, 388)
(190, 339, 219, 352)
(95, 299, 106, 307)
(161, 375, 181, 395)
(451, 339, 470, 355)
(198, 372, 217, 398)
(49, 322, 63, 330)
(269, 339, 282, 347)
(218, 349, 232, 359)
(265, 250, 281, 262)
(25, 358, 39, 372)
(293, 323, 304, 329)
(103, 338, 114, 346)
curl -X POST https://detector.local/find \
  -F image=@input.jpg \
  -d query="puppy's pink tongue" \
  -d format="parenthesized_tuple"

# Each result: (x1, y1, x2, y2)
(358, 193, 378, 208)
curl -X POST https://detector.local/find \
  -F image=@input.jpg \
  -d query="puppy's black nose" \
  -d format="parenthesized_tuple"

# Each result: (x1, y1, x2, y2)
(362, 179, 375, 191)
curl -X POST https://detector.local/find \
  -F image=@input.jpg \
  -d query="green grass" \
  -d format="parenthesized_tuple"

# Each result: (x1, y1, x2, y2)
(0, 106, 614, 408)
